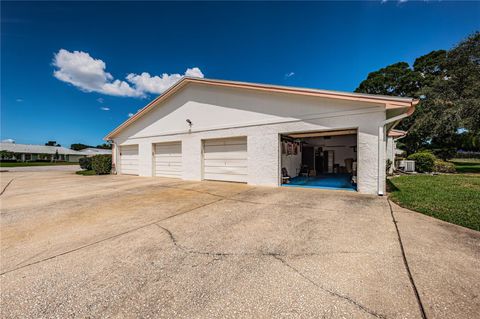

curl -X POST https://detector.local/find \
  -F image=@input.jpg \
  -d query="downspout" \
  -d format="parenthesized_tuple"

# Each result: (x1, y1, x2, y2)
(107, 139, 117, 175)
(377, 108, 415, 195)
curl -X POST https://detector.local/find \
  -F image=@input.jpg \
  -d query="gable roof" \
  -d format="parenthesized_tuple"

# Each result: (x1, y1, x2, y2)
(105, 77, 419, 140)
(0, 143, 85, 155)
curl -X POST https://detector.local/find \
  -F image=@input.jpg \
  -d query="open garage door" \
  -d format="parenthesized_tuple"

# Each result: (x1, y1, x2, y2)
(119, 145, 139, 175)
(153, 142, 182, 178)
(203, 137, 247, 183)
(280, 129, 357, 191)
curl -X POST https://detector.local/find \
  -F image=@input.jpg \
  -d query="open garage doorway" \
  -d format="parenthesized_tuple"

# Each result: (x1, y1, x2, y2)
(280, 129, 357, 191)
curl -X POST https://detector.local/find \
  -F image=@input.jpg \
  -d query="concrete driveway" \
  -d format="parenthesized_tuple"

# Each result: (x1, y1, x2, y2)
(1, 171, 479, 318)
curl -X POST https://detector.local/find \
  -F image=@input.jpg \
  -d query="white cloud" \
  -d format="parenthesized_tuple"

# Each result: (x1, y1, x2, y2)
(126, 67, 204, 95)
(185, 67, 204, 78)
(53, 49, 140, 97)
(285, 72, 295, 78)
(126, 72, 183, 95)
(16, 98, 23, 102)
(1, 139, 15, 143)
(96, 97, 104, 103)
(100, 107, 110, 111)
(128, 112, 134, 117)
(53, 49, 204, 98)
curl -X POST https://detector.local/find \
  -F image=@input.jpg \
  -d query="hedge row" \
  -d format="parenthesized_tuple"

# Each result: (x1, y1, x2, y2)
(407, 152, 456, 173)
(79, 155, 111, 175)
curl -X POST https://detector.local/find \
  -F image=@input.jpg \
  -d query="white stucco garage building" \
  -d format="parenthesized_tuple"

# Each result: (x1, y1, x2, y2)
(105, 77, 417, 195)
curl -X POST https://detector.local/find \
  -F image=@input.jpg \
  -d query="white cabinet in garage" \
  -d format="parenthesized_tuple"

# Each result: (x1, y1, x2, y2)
(154, 142, 182, 178)
(203, 137, 247, 183)
(119, 145, 139, 175)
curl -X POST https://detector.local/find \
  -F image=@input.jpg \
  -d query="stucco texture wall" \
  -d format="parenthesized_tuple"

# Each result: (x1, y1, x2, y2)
(112, 84, 386, 194)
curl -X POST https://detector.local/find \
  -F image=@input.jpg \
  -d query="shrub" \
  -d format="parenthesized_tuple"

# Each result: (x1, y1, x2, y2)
(407, 152, 436, 172)
(79, 157, 93, 170)
(434, 160, 456, 173)
(386, 159, 393, 175)
(91, 155, 112, 175)
(432, 148, 457, 161)
(455, 151, 480, 159)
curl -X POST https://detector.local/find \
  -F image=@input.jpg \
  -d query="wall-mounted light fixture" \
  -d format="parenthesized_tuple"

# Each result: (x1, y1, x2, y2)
(186, 119, 192, 127)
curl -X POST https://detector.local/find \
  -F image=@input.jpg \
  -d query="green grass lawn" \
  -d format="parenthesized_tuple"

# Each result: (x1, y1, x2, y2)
(388, 174, 480, 231)
(450, 158, 480, 173)
(76, 170, 96, 176)
(0, 161, 79, 167)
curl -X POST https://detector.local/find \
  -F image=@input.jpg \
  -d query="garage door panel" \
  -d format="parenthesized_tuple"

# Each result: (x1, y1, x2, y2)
(204, 166, 247, 175)
(203, 173, 246, 183)
(203, 137, 246, 146)
(154, 142, 182, 178)
(204, 144, 247, 153)
(203, 137, 247, 183)
(155, 164, 182, 170)
(119, 145, 139, 175)
(203, 151, 247, 160)
(155, 157, 182, 163)
(203, 159, 247, 167)
(155, 168, 182, 177)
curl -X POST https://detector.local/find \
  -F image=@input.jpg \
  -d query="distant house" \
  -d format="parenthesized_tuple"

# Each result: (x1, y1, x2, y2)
(81, 148, 112, 156)
(386, 129, 407, 174)
(0, 142, 111, 162)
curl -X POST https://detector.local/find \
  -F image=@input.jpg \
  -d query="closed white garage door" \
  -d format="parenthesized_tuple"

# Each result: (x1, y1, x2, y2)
(203, 137, 247, 183)
(154, 142, 182, 178)
(119, 145, 139, 175)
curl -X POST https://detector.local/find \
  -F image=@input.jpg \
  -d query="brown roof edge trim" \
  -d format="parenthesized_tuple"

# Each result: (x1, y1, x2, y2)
(104, 77, 417, 140)
(104, 79, 189, 140)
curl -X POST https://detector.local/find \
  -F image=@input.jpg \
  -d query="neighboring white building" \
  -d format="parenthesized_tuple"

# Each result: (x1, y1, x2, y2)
(386, 129, 407, 174)
(81, 148, 112, 156)
(105, 77, 417, 195)
(0, 143, 111, 162)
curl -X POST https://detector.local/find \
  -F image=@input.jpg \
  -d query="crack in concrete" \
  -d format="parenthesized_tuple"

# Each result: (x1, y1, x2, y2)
(0, 198, 223, 276)
(0, 187, 255, 276)
(387, 199, 428, 319)
(271, 255, 386, 319)
(154, 223, 388, 258)
(0, 177, 16, 196)
(154, 223, 386, 319)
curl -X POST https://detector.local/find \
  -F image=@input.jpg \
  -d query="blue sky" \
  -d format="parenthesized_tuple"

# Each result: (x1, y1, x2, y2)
(1, 1, 479, 147)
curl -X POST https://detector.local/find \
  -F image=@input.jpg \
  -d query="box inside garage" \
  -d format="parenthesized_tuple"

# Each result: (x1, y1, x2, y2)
(280, 129, 357, 191)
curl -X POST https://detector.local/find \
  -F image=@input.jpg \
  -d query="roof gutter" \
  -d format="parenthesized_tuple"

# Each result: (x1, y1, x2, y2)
(377, 101, 418, 195)
(104, 77, 418, 140)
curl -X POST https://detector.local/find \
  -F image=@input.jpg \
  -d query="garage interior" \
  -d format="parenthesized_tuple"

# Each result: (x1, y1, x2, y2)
(281, 129, 357, 191)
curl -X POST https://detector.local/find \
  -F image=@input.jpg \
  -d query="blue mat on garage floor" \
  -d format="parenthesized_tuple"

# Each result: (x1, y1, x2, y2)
(282, 174, 356, 191)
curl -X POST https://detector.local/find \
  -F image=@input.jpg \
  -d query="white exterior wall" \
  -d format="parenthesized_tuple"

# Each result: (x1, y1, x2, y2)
(386, 136, 395, 175)
(112, 84, 387, 194)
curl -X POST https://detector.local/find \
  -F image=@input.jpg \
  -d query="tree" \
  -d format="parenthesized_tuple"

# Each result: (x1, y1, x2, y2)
(96, 143, 112, 149)
(0, 150, 14, 160)
(355, 32, 480, 156)
(45, 141, 61, 147)
(70, 143, 92, 151)
(355, 62, 420, 97)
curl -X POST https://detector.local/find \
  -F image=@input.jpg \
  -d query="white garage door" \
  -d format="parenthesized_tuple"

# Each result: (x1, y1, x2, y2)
(154, 142, 182, 178)
(119, 145, 139, 175)
(203, 137, 247, 183)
